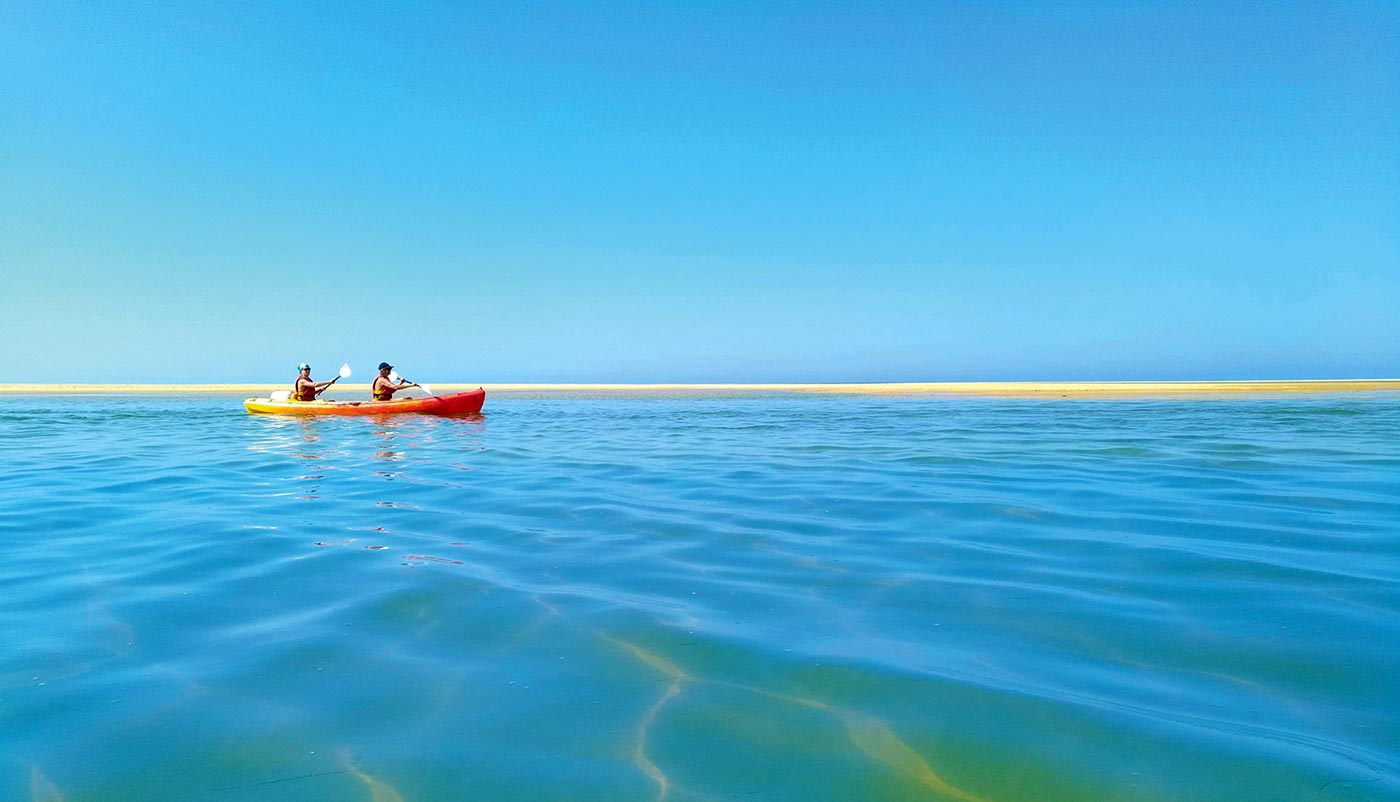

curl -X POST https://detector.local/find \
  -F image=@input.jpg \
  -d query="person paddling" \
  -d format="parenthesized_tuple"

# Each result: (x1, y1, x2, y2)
(293, 363, 338, 401)
(371, 362, 418, 401)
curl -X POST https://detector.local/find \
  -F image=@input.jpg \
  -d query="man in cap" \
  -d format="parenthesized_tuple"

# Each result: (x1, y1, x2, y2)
(371, 362, 419, 401)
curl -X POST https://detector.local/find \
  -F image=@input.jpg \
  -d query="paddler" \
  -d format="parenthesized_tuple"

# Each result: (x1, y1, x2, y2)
(371, 362, 419, 401)
(293, 363, 337, 401)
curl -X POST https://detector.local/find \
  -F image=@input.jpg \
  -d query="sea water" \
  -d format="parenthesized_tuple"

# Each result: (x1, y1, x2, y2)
(2, 392, 1397, 801)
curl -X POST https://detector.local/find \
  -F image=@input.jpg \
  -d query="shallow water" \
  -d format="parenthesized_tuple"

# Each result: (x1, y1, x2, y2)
(2, 392, 1398, 801)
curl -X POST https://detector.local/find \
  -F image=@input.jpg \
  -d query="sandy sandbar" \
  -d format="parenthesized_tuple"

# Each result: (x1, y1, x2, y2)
(1, 380, 1396, 398)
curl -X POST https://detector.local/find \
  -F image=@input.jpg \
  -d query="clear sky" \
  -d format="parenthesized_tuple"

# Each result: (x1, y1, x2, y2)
(2, 2, 1396, 383)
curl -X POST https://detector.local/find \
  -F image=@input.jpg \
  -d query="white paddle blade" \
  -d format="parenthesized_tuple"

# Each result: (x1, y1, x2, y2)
(389, 369, 429, 394)
(270, 390, 291, 401)
(339, 363, 352, 378)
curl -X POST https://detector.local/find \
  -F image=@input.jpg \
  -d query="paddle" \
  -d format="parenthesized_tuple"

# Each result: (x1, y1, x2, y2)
(389, 370, 433, 397)
(314, 363, 352, 397)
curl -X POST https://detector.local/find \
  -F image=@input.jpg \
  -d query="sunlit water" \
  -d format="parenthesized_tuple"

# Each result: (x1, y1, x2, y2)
(2, 392, 1397, 801)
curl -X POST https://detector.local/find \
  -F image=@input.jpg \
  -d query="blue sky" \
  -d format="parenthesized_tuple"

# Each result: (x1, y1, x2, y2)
(3, 2, 1396, 383)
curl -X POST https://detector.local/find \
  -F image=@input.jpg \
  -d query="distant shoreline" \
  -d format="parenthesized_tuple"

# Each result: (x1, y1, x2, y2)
(2, 380, 1397, 398)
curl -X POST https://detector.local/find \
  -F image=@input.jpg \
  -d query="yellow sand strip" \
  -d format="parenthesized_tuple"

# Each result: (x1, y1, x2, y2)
(1, 380, 1396, 397)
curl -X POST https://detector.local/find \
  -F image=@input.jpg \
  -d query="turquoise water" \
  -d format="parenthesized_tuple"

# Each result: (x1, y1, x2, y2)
(3, 392, 1398, 801)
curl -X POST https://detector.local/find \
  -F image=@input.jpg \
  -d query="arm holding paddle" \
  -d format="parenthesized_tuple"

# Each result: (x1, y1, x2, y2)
(389, 370, 432, 397)
(374, 363, 433, 400)
(294, 363, 352, 401)
(317, 364, 353, 396)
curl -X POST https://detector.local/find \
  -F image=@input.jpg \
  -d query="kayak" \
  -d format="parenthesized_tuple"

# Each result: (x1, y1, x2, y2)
(244, 388, 485, 416)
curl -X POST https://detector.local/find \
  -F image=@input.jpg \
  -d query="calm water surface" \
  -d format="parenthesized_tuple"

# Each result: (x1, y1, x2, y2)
(2, 392, 1398, 801)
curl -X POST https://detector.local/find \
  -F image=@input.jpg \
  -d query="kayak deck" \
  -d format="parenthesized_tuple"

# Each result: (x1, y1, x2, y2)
(244, 388, 485, 416)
